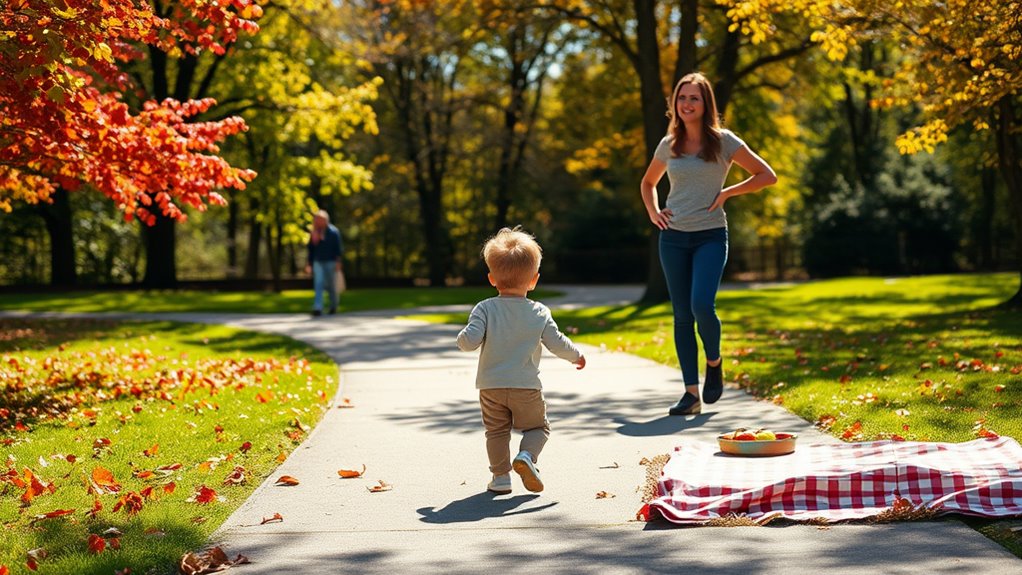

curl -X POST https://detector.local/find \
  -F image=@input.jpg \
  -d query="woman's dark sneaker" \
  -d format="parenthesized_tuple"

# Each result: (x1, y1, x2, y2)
(668, 392, 701, 416)
(703, 361, 723, 404)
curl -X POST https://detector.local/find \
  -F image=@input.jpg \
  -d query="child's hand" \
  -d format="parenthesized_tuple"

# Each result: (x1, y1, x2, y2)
(575, 355, 586, 370)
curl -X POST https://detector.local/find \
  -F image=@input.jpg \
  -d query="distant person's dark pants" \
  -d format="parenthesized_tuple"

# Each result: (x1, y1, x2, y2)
(659, 227, 728, 387)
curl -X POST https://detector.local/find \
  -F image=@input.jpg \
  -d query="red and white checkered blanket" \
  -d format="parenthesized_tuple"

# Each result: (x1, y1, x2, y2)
(646, 437, 1022, 524)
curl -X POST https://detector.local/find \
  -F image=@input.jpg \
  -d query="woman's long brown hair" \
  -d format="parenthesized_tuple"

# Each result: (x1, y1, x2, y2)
(667, 72, 722, 163)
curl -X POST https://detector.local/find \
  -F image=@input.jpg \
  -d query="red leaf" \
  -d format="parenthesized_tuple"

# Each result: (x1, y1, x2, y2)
(190, 485, 218, 504)
(840, 421, 863, 440)
(30, 509, 74, 524)
(239, 441, 252, 453)
(88, 533, 106, 554)
(143, 444, 159, 457)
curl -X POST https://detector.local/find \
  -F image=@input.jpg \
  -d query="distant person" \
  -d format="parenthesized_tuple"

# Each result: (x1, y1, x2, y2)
(457, 227, 586, 495)
(639, 72, 777, 416)
(304, 209, 344, 317)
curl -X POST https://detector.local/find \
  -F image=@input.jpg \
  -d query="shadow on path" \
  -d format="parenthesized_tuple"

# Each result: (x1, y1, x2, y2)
(417, 492, 555, 524)
(614, 413, 717, 437)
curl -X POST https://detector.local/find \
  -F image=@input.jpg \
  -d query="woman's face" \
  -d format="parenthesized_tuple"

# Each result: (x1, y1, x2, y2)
(675, 83, 705, 123)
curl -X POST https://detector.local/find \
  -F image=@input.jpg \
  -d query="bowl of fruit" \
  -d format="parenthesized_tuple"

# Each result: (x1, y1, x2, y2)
(718, 428, 797, 457)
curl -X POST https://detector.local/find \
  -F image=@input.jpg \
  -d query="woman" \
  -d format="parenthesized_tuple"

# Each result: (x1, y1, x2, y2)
(640, 72, 777, 416)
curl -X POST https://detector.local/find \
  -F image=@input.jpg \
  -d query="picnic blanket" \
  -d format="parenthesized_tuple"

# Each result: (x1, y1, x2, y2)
(645, 436, 1022, 524)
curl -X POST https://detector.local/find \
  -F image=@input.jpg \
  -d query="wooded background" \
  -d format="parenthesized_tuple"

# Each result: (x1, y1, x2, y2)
(2, 0, 1019, 304)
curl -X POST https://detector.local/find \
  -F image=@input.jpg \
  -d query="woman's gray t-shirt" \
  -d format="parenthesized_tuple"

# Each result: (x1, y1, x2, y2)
(653, 129, 746, 232)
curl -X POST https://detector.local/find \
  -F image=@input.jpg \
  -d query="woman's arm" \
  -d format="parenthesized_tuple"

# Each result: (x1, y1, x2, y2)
(640, 158, 673, 230)
(708, 145, 778, 211)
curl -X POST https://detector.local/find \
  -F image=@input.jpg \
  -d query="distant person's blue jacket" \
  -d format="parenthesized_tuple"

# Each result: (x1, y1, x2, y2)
(308, 224, 343, 264)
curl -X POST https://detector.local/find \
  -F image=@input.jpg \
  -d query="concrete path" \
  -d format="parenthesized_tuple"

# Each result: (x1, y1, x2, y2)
(5, 285, 1020, 573)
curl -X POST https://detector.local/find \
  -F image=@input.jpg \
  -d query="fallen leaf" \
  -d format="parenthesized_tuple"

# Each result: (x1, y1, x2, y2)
(337, 465, 366, 479)
(143, 444, 159, 457)
(0, 565, 8, 575)
(190, 516, 208, 524)
(337, 398, 355, 408)
(29, 509, 74, 524)
(85, 498, 102, 518)
(239, 441, 252, 453)
(223, 466, 247, 486)
(26, 549, 46, 570)
(260, 512, 283, 525)
(598, 462, 619, 469)
(88, 534, 106, 554)
(274, 475, 300, 486)
(179, 546, 250, 575)
(188, 485, 218, 504)
(112, 491, 144, 515)
(144, 527, 166, 537)
(91, 466, 122, 494)
(595, 491, 615, 499)
(367, 480, 392, 493)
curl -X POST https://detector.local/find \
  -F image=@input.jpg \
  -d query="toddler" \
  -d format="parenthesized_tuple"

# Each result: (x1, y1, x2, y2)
(457, 227, 586, 494)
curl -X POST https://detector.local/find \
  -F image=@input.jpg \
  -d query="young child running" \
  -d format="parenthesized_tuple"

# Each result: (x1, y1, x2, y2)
(457, 227, 586, 494)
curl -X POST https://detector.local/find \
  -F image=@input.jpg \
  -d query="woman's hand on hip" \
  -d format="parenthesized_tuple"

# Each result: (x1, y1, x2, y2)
(708, 191, 730, 212)
(649, 208, 673, 230)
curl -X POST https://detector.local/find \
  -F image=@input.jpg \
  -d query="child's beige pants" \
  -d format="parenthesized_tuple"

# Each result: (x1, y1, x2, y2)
(479, 388, 550, 475)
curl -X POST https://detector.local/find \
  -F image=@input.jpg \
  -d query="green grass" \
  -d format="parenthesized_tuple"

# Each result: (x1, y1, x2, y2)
(0, 287, 560, 314)
(412, 273, 1022, 443)
(0, 318, 337, 575)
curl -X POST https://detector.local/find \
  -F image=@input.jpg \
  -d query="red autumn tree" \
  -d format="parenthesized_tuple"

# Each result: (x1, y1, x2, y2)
(0, 0, 260, 232)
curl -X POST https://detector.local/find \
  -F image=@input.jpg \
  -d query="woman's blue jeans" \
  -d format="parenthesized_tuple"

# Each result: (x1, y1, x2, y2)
(312, 260, 338, 312)
(659, 227, 728, 387)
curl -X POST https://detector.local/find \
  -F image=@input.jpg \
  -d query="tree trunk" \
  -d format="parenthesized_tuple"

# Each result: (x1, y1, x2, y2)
(635, 0, 671, 303)
(244, 213, 262, 279)
(141, 212, 177, 288)
(995, 96, 1022, 308)
(38, 187, 77, 287)
(226, 198, 239, 277)
(385, 56, 455, 286)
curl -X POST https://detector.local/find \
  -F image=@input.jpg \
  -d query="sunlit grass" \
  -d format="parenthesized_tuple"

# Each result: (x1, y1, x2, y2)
(0, 319, 336, 575)
(0, 287, 559, 314)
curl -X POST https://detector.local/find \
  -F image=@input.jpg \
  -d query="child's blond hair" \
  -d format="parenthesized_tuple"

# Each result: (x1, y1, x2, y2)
(482, 227, 542, 290)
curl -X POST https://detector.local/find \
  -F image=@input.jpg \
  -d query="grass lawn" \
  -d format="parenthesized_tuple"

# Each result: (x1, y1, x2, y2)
(413, 273, 1021, 443)
(0, 318, 337, 575)
(0, 287, 559, 314)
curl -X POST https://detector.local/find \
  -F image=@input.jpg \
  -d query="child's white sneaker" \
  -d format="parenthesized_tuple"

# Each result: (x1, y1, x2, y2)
(512, 451, 544, 493)
(487, 473, 512, 494)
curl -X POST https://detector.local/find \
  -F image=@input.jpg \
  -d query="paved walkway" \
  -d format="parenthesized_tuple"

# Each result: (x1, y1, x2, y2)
(5, 286, 1020, 573)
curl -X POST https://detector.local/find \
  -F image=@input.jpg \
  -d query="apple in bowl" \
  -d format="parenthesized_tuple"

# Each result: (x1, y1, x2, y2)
(718, 428, 798, 456)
